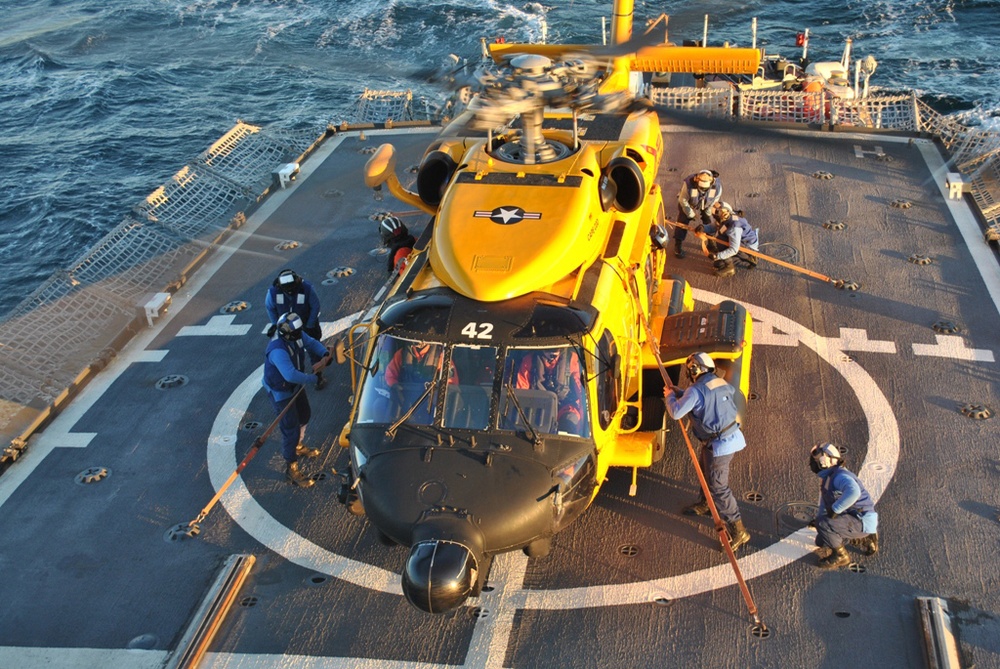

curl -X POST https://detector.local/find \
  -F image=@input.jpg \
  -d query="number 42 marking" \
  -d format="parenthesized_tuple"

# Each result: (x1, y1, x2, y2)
(461, 322, 494, 340)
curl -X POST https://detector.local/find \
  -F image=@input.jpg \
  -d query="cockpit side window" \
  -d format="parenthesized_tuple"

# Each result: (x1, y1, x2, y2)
(500, 345, 591, 438)
(595, 329, 620, 430)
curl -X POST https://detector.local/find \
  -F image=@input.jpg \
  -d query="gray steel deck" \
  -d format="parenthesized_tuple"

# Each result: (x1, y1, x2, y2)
(1, 121, 998, 669)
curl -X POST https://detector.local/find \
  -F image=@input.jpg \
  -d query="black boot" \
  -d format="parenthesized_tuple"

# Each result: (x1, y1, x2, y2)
(286, 461, 315, 488)
(682, 500, 711, 516)
(727, 519, 750, 551)
(295, 444, 320, 458)
(674, 239, 686, 258)
(714, 259, 736, 278)
(818, 545, 850, 569)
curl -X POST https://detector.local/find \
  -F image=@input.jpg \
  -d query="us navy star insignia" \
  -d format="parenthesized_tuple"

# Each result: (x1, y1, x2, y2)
(474, 206, 542, 225)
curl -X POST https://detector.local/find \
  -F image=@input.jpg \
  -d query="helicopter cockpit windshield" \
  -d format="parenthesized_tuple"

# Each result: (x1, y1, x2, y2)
(355, 334, 590, 439)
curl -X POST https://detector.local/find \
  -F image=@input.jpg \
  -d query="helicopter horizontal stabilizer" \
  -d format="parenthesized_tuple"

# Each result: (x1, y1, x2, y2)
(489, 43, 760, 75)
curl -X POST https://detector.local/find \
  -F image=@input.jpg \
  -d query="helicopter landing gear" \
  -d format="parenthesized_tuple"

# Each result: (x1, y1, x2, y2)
(523, 536, 552, 558)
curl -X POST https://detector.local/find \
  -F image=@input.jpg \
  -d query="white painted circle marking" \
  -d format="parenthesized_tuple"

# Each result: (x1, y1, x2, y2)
(207, 291, 900, 609)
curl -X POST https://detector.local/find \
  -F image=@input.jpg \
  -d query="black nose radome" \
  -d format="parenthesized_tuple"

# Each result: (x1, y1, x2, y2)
(402, 540, 477, 614)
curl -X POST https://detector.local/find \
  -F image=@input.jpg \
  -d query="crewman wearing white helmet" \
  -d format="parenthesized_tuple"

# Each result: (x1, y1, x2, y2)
(707, 202, 759, 278)
(664, 352, 750, 552)
(674, 169, 722, 259)
(262, 313, 332, 487)
(809, 443, 879, 568)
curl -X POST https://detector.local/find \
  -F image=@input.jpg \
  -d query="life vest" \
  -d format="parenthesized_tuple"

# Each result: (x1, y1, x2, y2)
(268, 281, 315, 321)
(263, 338, 307, 393)
(689, 373, 740, 442)
(681, 175, 721, 213)
(821, 468, 876, 517)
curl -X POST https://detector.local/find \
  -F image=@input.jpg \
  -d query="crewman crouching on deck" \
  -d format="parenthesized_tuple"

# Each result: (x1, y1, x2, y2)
(262, 313, 331, 488)
(810, 443, 879, 568)
(703, 202, 759, 278)
(265, 269, 326, 389)
(664, 352, 751, 551)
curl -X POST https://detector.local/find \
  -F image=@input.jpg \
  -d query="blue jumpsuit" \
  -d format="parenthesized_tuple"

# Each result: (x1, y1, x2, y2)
(265, 280, 323, 342)
(665, 373, 745, 522)
(262, 333, 327, 463)
(814, 466, 878, 549)
(713, 214, 759, 261)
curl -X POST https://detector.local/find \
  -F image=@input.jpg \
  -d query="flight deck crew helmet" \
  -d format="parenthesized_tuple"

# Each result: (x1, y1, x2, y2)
(713, 201, 734, 222)
(684, 351, 716, 382)
(402, 540, 478, 614)
(275, 312, 305, 342)
(810, 442, 843, 474)
(380, 215, 406, 245)
(695, 169, 715, 190)
(274, 269, 302, 294)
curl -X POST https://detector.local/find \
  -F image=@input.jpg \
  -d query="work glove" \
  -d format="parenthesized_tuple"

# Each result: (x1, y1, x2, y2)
(826, 508, 840, 519)
(266, 324, 277, 337)
(555, 384, 570, 401)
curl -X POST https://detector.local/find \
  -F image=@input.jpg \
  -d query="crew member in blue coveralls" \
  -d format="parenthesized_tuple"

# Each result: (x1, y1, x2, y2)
(263, 312, 331, 487)
(810, 443, 879, 568)
(674, 169, 722, 259)
(706, 202, 759, 277)
(265, 269, 326, 389)
(664, 352, 750, 551)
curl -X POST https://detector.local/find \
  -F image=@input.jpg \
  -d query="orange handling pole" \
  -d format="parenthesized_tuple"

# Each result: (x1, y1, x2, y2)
(667, 218, 855, 289)
(632, 273, 764, 627)
(187, 354, 330, 530)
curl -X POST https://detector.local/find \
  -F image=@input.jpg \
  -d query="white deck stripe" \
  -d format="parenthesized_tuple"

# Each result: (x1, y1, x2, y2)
(0, 647, 167, 669)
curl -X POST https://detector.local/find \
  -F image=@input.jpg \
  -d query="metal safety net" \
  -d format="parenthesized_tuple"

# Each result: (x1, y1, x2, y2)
(0, 121, 324, 463)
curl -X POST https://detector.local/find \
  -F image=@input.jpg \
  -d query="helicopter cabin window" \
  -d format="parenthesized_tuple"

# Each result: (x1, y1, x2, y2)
(595, 330, 620, 430)
(501, 345, 591, 438)
(356, 335, 456, 425)
(442, 344, 498, 430)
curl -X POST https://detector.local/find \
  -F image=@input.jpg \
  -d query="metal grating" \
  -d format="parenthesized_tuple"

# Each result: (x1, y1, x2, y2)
(649, 86, 734, 119)
(352, 88, 415, 124)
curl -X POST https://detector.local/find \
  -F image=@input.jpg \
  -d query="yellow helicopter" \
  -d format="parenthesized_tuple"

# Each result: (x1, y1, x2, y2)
(336, 0, 759, 614)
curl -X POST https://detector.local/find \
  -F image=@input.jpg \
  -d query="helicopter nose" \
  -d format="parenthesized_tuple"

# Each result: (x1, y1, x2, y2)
(402, 540, 478, 614)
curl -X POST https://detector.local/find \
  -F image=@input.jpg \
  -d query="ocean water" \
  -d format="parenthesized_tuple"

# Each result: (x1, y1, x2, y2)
(1, 0, 998, 318)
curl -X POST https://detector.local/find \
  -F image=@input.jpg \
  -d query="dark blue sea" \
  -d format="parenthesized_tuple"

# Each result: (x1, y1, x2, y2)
(2, 0, 998, 318)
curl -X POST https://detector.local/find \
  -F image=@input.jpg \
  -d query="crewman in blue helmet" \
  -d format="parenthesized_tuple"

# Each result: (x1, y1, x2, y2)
(262, 313, 331, 487)
(674, 169, 722, 258)
(265, 269, 326, 389)
(810, 443, 879, 568)
(664, 352, 750, 551)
